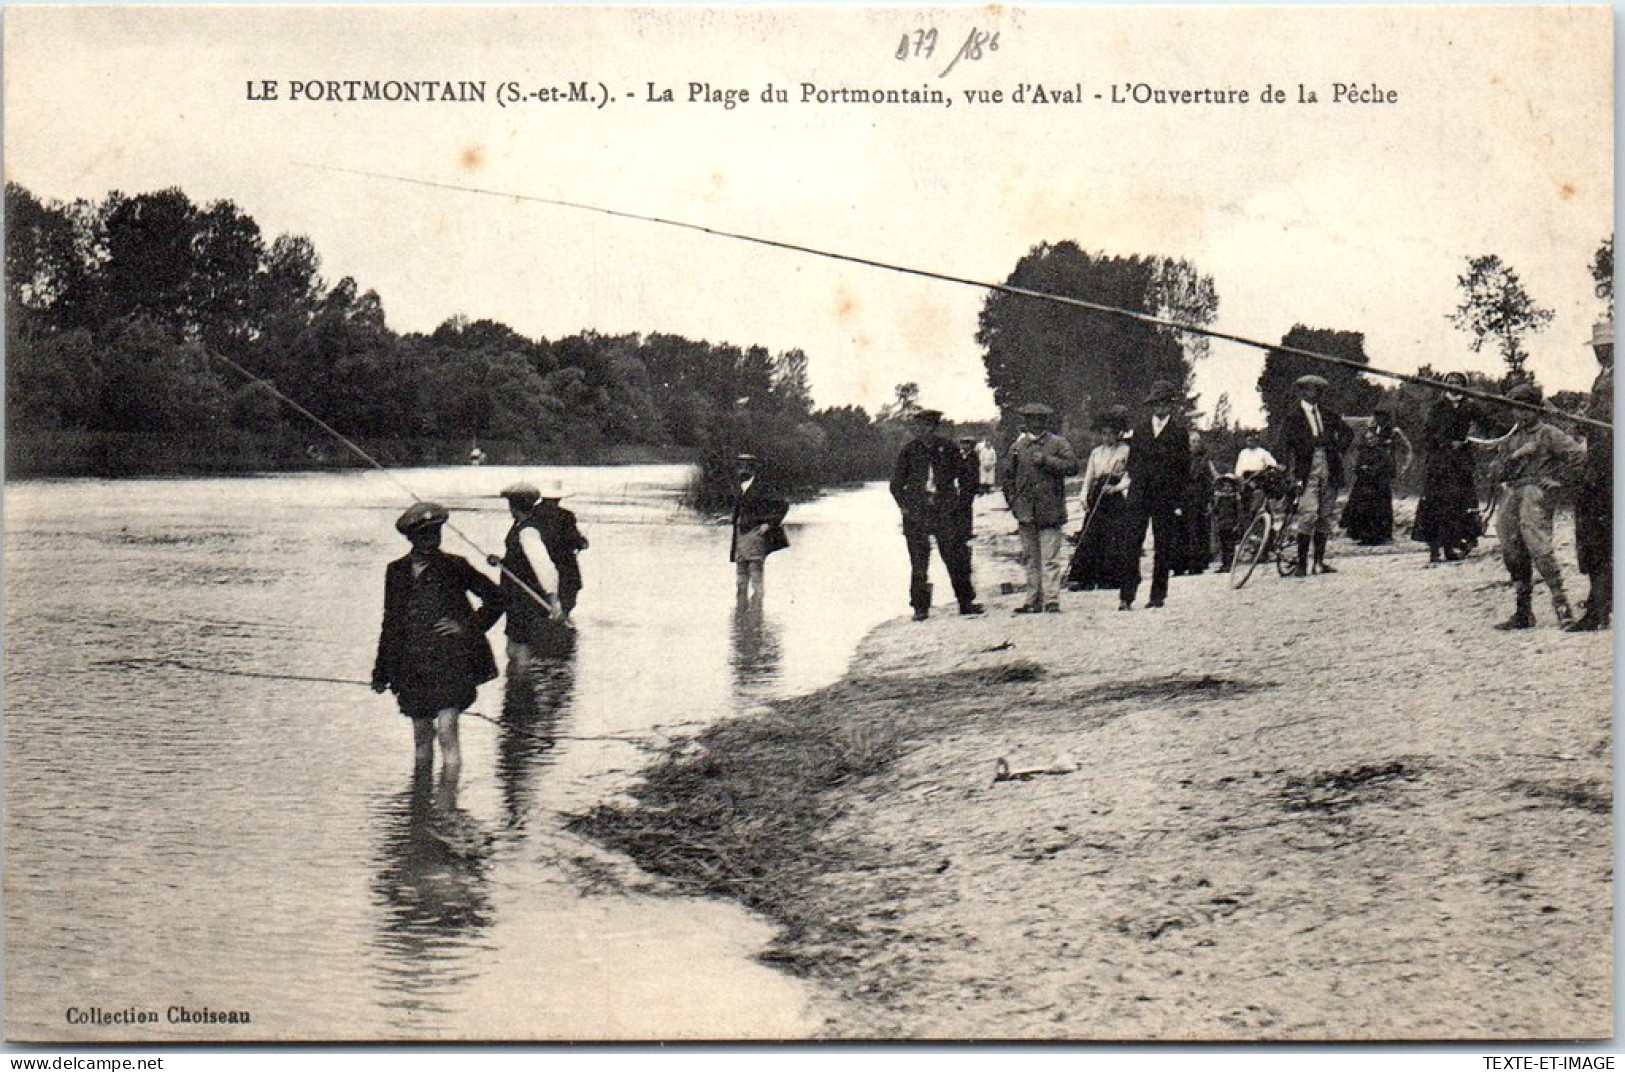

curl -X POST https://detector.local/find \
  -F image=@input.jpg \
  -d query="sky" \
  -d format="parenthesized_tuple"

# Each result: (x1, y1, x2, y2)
(3, 5, 1614, 425)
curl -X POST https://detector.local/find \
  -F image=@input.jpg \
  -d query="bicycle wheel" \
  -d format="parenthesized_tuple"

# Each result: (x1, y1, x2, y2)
(1231, 510, 1273, 589)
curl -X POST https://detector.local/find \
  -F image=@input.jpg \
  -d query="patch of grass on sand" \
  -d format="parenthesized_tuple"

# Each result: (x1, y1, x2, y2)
(567, 659, 1047, 967)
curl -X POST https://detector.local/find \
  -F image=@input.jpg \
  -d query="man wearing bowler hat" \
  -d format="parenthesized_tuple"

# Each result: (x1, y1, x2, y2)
(373, 502, 505, 775)
(891, 409, 983, 620)
(1569, 319, 1613, 631)
(1003, 402, 1078, 613)
(1122, 380, 1192, 609)
(1278, 373, 1353, 577)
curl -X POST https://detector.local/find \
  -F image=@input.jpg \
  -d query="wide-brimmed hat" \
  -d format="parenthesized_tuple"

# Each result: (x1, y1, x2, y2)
(1294, 374, 1330, 391)
(538, 478, 567, 500)
(1441, 371, 1468, 387)
(1016, 402, 1054, 417)
(912, 408, 945, 423)
(1591, 320, 1614, 349)
(1093, 404, 1132, 430)
(1142, 381, 1181, 405)
(1506, 382, 1545, 405)
(396, 501, 449, 535)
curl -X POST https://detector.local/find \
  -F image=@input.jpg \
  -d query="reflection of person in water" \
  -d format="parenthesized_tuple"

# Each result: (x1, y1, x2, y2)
(496, 628, 578, 831)
(730, 600, 782, 697)
(370, 767, 493, 1018)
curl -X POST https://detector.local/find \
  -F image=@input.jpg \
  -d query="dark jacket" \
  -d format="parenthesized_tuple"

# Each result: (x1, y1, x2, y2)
(1277, 401, 1353, 489)
(499, 520, 555, 640)
(1127, 417, 1192, 512)
(891, 434, 970, 529)
(532, 502, 589, 587)
(373, 551, 503, 691)
(730, 478, 790, 562)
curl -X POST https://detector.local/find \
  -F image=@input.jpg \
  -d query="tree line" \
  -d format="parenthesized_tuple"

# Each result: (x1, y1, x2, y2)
(3, 182, 899, 496)
(6, 180, 1607, 503)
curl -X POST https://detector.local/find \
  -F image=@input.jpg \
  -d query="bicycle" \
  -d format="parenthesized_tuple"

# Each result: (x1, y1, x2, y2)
(1230, 466, 1300, 590)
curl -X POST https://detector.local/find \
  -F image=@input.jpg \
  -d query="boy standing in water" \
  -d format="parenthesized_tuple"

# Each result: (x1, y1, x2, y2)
(373, 502, 505, 775)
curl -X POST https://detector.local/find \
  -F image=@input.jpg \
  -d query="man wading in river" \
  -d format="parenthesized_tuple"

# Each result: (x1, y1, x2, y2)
(488, 482, 563, 671)
(373, 502, 505, 775)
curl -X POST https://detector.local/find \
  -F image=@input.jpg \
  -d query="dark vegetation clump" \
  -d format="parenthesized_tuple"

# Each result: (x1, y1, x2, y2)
(567, 700, 906, 949)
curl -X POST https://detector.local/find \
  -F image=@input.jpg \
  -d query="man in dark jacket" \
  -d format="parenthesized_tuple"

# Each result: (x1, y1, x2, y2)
(532, 479, 589, 624)
(1277, 374, 1354, 577)
(731, 454, 790, 608)
(488, 483, 561, 674)
(1569, 319, 1613, 631)
(1122, 380, 1192, 609)
(892, 410, 982, 620)
(373, 502, 504, 775)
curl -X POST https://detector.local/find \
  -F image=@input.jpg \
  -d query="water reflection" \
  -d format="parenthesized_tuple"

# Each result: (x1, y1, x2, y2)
(729, 601, 782, 698)
(496, 624, 579, 831)
(369, 768, 494, 1022)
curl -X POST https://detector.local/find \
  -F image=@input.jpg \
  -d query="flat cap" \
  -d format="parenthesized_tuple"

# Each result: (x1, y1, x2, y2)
(1016, 402, 1054, 417)
(1591, 320, 1614, 349)
(1294, 374, 1330, 390)
(913, 408, 945, 422)
(500, 482, 541, 504)
(396, 501, 449, 534)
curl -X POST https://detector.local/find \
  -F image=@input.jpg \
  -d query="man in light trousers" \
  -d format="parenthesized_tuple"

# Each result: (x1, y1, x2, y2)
(1003, 402, 1079, 614)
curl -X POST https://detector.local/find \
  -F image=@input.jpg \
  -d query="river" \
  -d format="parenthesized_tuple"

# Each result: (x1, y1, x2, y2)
(3, 465, 915, 1041)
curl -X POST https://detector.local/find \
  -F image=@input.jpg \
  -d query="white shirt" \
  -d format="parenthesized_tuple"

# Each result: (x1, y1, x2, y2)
(1151, 414, 1170, 438)
(1235, 446, 1278, 477)
(1299, 399, 1324, 438)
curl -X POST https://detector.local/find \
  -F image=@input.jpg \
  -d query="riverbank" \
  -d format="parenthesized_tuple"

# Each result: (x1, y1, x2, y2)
(575, 493, 1613, 1040)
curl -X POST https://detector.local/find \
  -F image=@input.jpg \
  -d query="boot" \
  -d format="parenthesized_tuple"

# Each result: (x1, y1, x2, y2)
(911, 582, 932, 622)
(1287, 534, 1310, 578)
(1495, 588, 1535, 630)
(1312, 533, 1335, 574)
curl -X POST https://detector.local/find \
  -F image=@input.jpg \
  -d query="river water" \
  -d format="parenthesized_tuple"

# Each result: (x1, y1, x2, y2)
(3, 465, 914, 1041)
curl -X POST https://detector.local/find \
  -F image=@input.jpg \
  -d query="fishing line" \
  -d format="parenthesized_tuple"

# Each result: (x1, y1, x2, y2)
(298, 161, 1612, 433)
(210, 350, 556, 612)
(97, 656, 653, 743)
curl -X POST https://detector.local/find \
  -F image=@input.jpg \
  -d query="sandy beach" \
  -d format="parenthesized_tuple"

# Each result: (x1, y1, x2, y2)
(579, 495, 1613, 1040)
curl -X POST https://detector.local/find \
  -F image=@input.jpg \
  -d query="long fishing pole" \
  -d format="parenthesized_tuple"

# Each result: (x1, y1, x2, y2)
(299, 161, 1612, 433)
(210, 350, 556, 612)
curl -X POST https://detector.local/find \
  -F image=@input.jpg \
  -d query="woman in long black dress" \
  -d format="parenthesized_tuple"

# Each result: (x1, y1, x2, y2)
(1341, 408, 1411, 545)
(1411, 373, 1482, 562)
(1065, 406, 1140, 596)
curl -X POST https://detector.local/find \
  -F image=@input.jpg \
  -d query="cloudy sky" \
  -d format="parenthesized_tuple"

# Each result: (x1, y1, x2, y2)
(5, 5, 1613, 424)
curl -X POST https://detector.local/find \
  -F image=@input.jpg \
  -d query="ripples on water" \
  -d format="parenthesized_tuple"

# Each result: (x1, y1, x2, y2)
(5, 465, 910, 1040)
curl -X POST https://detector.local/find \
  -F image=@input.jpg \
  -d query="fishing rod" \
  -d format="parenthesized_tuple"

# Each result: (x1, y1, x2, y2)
(97, 656, 655, 742)
(299, 161, 1613, 434)
(210, 350, 556, 613)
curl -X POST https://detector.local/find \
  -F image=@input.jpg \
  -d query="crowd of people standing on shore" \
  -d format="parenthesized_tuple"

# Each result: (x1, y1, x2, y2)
(883, 317, 1613, 638)
(367, 318, 1611, 772)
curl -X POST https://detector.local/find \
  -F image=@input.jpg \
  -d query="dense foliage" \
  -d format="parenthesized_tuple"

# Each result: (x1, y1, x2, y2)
(4, 183, 896, 489)
(977, 241, 1218, 430)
